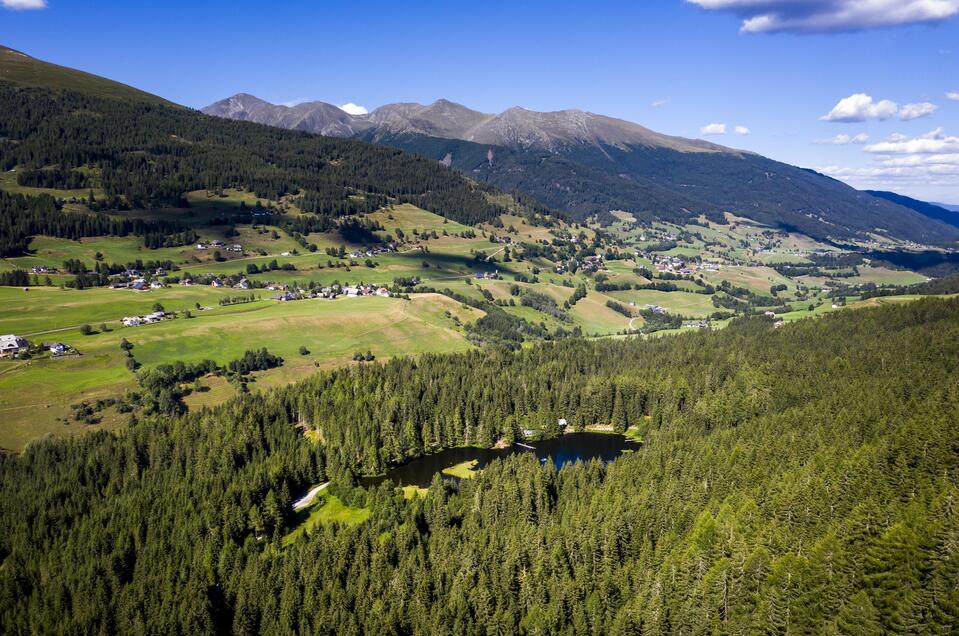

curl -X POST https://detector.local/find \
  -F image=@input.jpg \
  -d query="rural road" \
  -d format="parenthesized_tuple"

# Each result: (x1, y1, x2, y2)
(292, 482, 329, 510)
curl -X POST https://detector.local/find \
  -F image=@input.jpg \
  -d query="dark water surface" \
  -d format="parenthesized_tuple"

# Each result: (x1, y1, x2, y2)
(362, 432, 638, 488)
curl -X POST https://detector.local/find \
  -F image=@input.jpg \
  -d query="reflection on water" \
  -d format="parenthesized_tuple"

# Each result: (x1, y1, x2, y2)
(362, 432, 638, 489)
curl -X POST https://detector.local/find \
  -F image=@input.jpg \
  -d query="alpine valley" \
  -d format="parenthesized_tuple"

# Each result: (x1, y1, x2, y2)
(1, 21, 958, 636)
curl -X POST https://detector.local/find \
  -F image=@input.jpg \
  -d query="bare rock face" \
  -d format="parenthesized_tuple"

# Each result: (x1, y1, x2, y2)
(202, 94, 374, 137)
(203, 95, 735, 155)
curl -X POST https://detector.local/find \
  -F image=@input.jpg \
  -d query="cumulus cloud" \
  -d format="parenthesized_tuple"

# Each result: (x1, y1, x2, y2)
(820, 93, 899, 122)
(339, 103, 368, 116)
(819, 164, 959, 181)
(2, 0, 47, 8)
(899, 102, 939, 120)
(819, 127, 959, 197)
(734, 125, 751, 135)
(877, 153, 959, 167)
(700, 123, 727, 135)
(687, 0, 959, 34)
(864, 128, 959, 154)
(280, 98, 311, 107)
(948, 91, 959, 101)
(816, 133, 870, 145)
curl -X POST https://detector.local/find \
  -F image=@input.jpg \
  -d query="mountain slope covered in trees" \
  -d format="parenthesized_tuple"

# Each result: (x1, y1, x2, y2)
(0, 47, 552, 247)
(0, 298, 957, 633)
(866, 189, 959, 230)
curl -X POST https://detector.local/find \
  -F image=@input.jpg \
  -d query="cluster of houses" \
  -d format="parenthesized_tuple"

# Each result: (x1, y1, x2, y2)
(31, 265, 56, 274)
(271, 283, 391, 303)
(0, 334, 30, 358)
(474, 271, 501, 280)
(0, 335, 70, 358)
(682, 320, 710, 329)
(644, 304, 668, 315)
(122, 311, 167, 327)
(654, 256, 694, 275)
(489, 235, 513, 244)
(349, 244, 397, 259)
(109, 268, 170, 291)
(581, 255, 605, 273)
(554, 255, 606, 275)
(195, 240, 243, 253)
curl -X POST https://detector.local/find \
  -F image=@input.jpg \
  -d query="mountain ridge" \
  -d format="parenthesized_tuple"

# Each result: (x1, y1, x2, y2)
(203, 94, 735, 155)
(202, 92, 959, 245)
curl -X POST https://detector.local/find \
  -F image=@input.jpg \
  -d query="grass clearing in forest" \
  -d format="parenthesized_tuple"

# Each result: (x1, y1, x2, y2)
(442, 459, 480, 479)
(282, 494, 371, 545)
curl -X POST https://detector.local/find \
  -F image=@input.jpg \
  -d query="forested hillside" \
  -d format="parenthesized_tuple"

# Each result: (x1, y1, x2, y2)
(0, 81, 530, 232)
(1, 298, 957, 634)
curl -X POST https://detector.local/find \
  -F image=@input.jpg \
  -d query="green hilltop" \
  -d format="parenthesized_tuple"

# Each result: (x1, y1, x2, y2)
(0, 44, 176, 106)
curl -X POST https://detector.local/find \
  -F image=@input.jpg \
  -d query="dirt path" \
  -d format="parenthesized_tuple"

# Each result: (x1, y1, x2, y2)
(293, 482, 330, 510)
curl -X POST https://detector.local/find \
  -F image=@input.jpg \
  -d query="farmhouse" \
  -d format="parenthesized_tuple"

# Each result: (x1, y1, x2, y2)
(46, 342, 67, 355)
(0, 334, 29, 357)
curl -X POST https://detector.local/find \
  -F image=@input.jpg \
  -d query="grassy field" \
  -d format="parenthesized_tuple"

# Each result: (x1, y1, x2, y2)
(0, 170, 107, 200)
(704, 265, 795, 294)
(606, 289, 717, 318)
(0, 285, 240, 335)
(0, 291, 484, 450)
(282, 494, 371, 545)
(441, 459, 480, 479)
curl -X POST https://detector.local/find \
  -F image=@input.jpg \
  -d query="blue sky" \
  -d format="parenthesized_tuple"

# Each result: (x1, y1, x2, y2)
(2, 0, 958, 202)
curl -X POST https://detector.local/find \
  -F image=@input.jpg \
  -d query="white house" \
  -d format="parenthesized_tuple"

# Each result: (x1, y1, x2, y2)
(47, 342, 67, 355)
(0, 334, 29, 357)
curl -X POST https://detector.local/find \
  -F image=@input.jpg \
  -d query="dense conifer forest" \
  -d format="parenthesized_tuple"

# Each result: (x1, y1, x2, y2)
(1, 298, 957, 634)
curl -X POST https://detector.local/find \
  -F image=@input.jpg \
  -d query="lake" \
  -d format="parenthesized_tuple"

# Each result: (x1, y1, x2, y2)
(362, 432, 638, 488)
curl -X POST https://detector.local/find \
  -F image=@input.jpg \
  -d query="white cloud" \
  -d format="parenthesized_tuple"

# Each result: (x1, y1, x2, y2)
(819, 126, 959, 197)
(816, 133, 870, 145)
(948, 92, 959, 101)
(865, 128, 959, 154)
(1, 0, 46, 8)
(820, 93, 898, 122)
(339, 102, 368, 116)
(899, 102, 939, 120)
(734, 125, 751, 135)
(280, 98, 311, 107)
(651, 98, 669, 108)
(700, 123, 727, 135)
(688, 0, 959, 34)
(878, 153, 959, 167)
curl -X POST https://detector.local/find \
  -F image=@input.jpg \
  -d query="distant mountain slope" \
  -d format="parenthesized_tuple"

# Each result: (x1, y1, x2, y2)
(0, 45, 175, 106)
(202, 93, 374, 137)
(203, 94, 959, 245)
(866, 191, 959, 229)
(932, 201, 959, 213)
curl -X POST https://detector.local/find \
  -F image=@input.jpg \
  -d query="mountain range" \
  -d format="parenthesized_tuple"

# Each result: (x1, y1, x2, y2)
(1, 43, 956, 247)
(203, 94, 959, 245)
